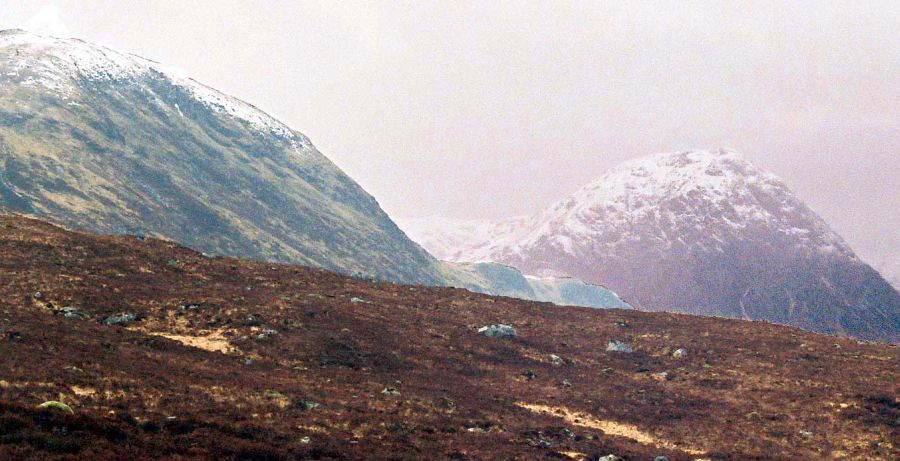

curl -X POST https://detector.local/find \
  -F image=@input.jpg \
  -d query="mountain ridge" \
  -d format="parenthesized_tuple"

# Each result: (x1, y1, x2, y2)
(401, 149, 900, 341)
(0, 29, 625, 309)
(0, 28, 445, 285)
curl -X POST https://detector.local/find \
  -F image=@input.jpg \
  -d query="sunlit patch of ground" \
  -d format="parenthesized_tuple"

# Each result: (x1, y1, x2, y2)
(517, 402, 708, 457)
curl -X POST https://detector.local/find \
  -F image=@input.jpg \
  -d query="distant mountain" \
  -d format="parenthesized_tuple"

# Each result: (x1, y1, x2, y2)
(0, 29, 446, 284)
(0, 30, 624, 309)
(445, 261, 629, 309)
(404, 150, 900, 341)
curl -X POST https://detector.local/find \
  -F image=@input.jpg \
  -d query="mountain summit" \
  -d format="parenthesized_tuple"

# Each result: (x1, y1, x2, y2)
(0, 29, 445, 284)
(404, 149, 900, 341)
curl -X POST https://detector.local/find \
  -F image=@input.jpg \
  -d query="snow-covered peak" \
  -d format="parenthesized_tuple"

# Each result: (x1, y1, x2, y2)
(0, 29, 309, 147)
(404, 149, 856, 267)
(552, 149, 775, 217)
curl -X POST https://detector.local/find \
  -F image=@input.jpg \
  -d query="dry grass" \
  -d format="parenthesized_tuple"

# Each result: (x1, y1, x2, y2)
(0, 214, 897, 460)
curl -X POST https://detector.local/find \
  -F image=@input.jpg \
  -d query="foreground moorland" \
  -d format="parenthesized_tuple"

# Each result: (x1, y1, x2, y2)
(0, 214, 897, 460)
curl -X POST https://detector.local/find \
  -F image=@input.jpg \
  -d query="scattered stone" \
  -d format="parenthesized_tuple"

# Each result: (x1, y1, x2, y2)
(292, 398, 320, 411)
(7, 331, 21, 341)
(597, 455, 623, 461)
(522, 370, 537, 380)
(33, 291, 42, 299)
(381, 387, 401, 397)
(536, 440, 553, 448)
(561, 379, 572, 388)
(799, 430, 813, 438)
(350, 297, 372, 304)
(477, 324, 517, 338)
(654, 457, 669, 461)
(615, 320, 629, 328)
(601, 367, 614, 374)
(166, 259, 179, 266)
(245, 314, 262, 326)
(672, 348, 688, 359)
(37, 401, 74, 414)
(181, 303, 202, 311)
(606, 340, 633, 353)
(300, 436, 311, 444)
(53, 306, 87, 319)
(549, 354, 563, 365)
(255, 328, 278, 340)
(651, 371, 670, 381)
(440, 396, 456, 408)
(102, 312, 138, 326)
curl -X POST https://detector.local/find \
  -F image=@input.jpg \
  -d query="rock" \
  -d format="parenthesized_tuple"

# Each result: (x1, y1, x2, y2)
(597, 455, 623, 461)
(292, 398, 320, 411)
(53, 306, 87, 319)
(561, 379, 572, 387)
(477, 324, 517, 338)
(654, 457, 669, 461)
(381, 387, 401, 397)
(601, 367, 614, 373)
(549, 354, 563, 365)
(799, 430, 813, 438)
(255, 328, 278, 340)
(180, 303, 202, 311)
(672, 348, 687, 359)
(522, 370, 537, 380)
(651, 371, 670, 381)
(37, 401, 74, 414)
(536, 440, 553, 448)
(245, 314, 262, 326)
(350, 297, 372, 304)
(102, 312, 138, 326)
(300, 436, 311, 444)
(606, 340, 633, 353)
(33, 291, 42, 299)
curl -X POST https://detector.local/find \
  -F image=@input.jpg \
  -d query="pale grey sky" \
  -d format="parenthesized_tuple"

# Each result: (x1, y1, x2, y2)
(2, 1, 898, 266)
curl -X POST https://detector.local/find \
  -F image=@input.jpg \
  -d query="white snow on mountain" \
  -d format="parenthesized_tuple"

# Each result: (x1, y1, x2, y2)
(0, 29, 308, 148)
(402, 149, 857, 275)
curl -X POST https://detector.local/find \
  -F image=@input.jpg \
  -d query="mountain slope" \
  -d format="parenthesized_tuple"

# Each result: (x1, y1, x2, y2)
(0, 29, 444, 285)
(405, 150, 900, 341)
(1, 214, 897, 460)
(444, 261, 629, 309)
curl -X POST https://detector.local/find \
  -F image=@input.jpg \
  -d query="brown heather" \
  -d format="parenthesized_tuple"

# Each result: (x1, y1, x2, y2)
(0, 214, 897, 460)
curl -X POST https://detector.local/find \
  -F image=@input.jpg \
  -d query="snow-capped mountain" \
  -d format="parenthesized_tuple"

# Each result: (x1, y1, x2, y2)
(0, 29, 446, 284)
(402, 149, 900, 341)
(0, 30, 626, 309)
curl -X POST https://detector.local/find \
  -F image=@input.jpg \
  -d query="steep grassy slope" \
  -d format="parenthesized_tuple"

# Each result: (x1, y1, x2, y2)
(0, 214, 897, 460)
(0, 29, 444, 285)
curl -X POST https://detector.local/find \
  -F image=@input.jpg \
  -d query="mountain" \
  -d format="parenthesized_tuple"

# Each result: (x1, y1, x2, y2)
(403, 149, 900, 341)
(0, 29, 448, 285)
(2, 214, 897, 460)
(0, 30, 626, 309)
(445, 261, 629, 309)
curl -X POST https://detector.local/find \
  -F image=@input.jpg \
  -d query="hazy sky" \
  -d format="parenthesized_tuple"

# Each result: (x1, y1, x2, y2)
(2, 1, 898, 265)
